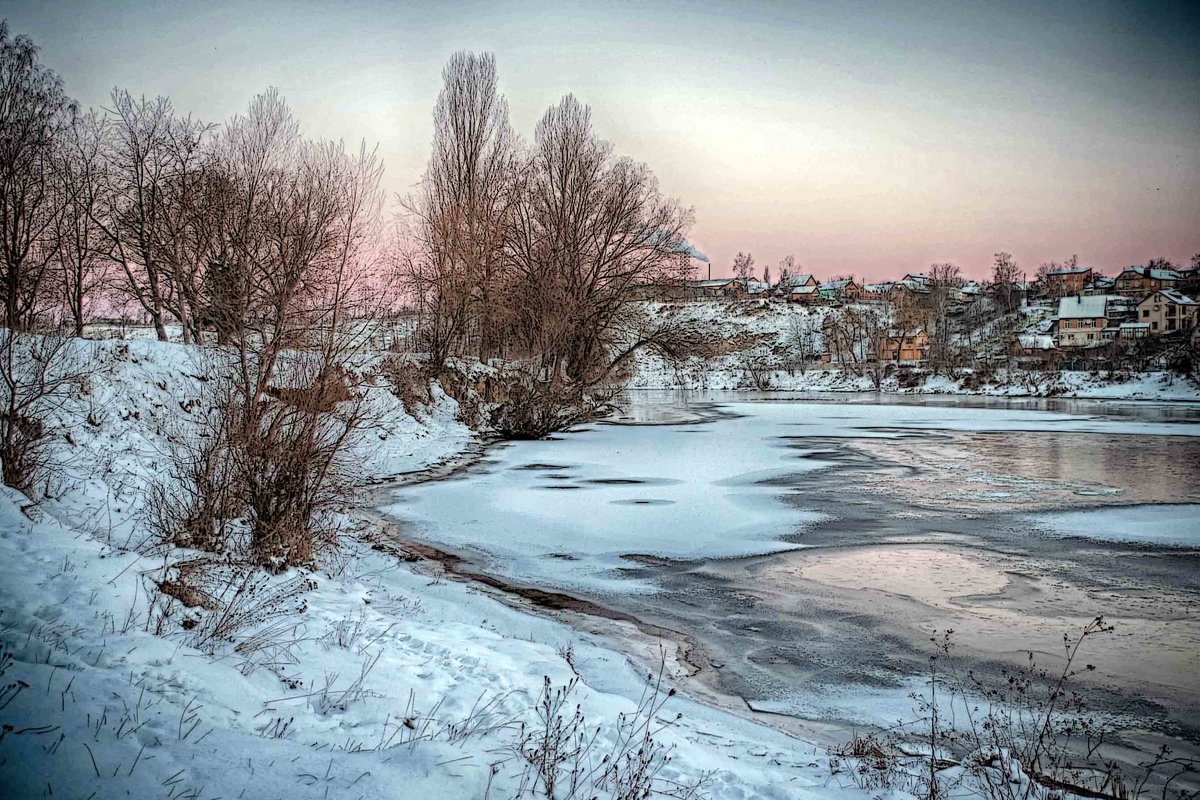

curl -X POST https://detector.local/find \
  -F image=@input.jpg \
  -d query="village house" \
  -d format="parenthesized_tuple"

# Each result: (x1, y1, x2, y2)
(788, 284, 820, 304)
(1083, 275, 1115, 295)
(820, 278, 862, 303)
(1055, 295, 1109, 348)
(1044, 266, 1093, 297)
(1117, 322, 1150, 339)
(1136, 290, 1199, 335)
(684, 278, 745, 299)
(888, 280, 930, 306)
(1114, 266, 1181, 298)
(880, 328, 929, 362)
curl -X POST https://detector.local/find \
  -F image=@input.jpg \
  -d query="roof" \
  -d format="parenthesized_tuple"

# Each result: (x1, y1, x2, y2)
(886, 327, 927, 339)
(864, 282, 894, 293)
(1018, 334, 1055, 350)
(1118, 267, 1181, 281)
(1146, 289, 1199, 306)
(1046, 266, 1092, 276)
(902, 273, 931, 284)
(1057, 295, 1108, 319)
(778, 274, 816, 288)
(686, 278, 735, 288)
(789, 284, 819, 295)
(1119, 322, 1151, 330)
(822, 278, 857, 290)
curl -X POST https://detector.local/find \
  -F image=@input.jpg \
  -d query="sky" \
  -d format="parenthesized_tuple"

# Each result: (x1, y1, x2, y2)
(2, 0, 1197, 281)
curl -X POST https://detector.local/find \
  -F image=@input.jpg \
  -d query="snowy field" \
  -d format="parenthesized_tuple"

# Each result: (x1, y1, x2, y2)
(0, 337, 854, 800)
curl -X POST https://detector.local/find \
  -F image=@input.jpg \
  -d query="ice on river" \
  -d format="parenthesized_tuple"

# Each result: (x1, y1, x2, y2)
(387, 399, 1200, 594)
(387, 411, 837, 593)
(1027, 503, 1200, 548)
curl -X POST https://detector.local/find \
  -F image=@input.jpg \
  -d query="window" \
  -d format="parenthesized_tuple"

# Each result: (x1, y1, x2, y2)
(1152, 321, 1158, 330)
(1142, 309, 1150, 318)
(1167, 319, 1177, 331)
(1167, 306, 1177, 316)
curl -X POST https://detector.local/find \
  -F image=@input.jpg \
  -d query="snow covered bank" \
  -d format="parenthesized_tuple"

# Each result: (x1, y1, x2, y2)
(0, 336, 847, 799)
(626, 300, 1200, 401)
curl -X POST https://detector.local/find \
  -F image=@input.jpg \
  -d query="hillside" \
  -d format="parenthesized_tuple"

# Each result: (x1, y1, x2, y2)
(626, 300, 1200, 401)
(0, 336, 838, 800)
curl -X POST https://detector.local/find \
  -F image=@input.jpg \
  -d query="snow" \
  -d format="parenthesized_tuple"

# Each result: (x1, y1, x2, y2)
(387, 414, 834, 595)
(0, 335, 851, 800)
(388, 398, 1199, 601)
(2, 330, 1195, 799)
(1027, 504, 1200, 548)
(626, 299, 1200, 401)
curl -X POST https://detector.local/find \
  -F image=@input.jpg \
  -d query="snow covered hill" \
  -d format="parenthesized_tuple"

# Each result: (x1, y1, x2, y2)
(0, 336, 844, 800)
(626, 300, 1200, 401)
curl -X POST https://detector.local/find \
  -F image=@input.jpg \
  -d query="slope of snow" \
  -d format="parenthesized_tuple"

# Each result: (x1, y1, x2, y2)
(0, 336, 853, 800)
(628, 300, 1200, 401)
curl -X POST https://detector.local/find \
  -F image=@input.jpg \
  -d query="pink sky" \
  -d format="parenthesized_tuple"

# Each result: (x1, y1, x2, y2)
(3, 0, 1197, 282)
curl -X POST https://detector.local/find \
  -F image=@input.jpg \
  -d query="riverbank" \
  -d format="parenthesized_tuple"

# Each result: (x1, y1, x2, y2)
(385, 393, 1200, 791)
(0, 337, 847, 799)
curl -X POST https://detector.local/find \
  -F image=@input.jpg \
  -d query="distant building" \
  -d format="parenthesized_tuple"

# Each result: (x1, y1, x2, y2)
(1114, 267, 1181, 298)
(881, 328, 930, 362)
(788, 284, 820, 304)
(1056, 295, 1109, 348)
(820, 278, 862, 302)
(1136, 290, 1199, 334)
(1117, 322, 1150, 340)
(683, 278, 745, 298)
(1044, 266, 1093, 297)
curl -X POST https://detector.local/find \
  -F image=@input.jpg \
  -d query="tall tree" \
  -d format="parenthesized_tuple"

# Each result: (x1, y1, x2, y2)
(0, 22, 77, 329)
(991, 251, 1020, 312)
(732, 251, 755, 279)
(52, 110, 110, 335)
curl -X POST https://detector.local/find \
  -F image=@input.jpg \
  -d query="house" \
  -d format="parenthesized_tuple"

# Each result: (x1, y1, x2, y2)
(1136, 290, 1199, 335)
(776, 273, 818, 292)
(1117, 322, 1150, 339)
(787, 284, 820, 304)
(888, 280, 930, 306)
(881, 328, 930, 362)
(1017, 333, 1055, 353)
(1083, 275, 1115, 296)
(820, 278, 862, 302)
(1056, 295, 1109, 348)
(1044, 266, 1093, 297)
(901, 273, 931, 287)
(684, 278, 745, 299)
(1114, 267, 1181, 298)
(734, 276, 770, 296)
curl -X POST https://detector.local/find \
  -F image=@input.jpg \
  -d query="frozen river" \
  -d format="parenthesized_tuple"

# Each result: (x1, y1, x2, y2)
(383, 392, 1200, 755)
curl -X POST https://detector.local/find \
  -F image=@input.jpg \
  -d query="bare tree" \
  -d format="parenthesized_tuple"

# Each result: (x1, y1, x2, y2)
(991, 251, 1020, 312)
(506, 93, 692, 387)
(785, 312, 818, 374)
(52, 110, 110, 335)
(0, 22, 77, 330)
(401, 51, 518, 368)
(777, 254, 796, 287)
(732, 251, 755, 279)
(927, 262, 962, 372)
(0, 329, 89, 496)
